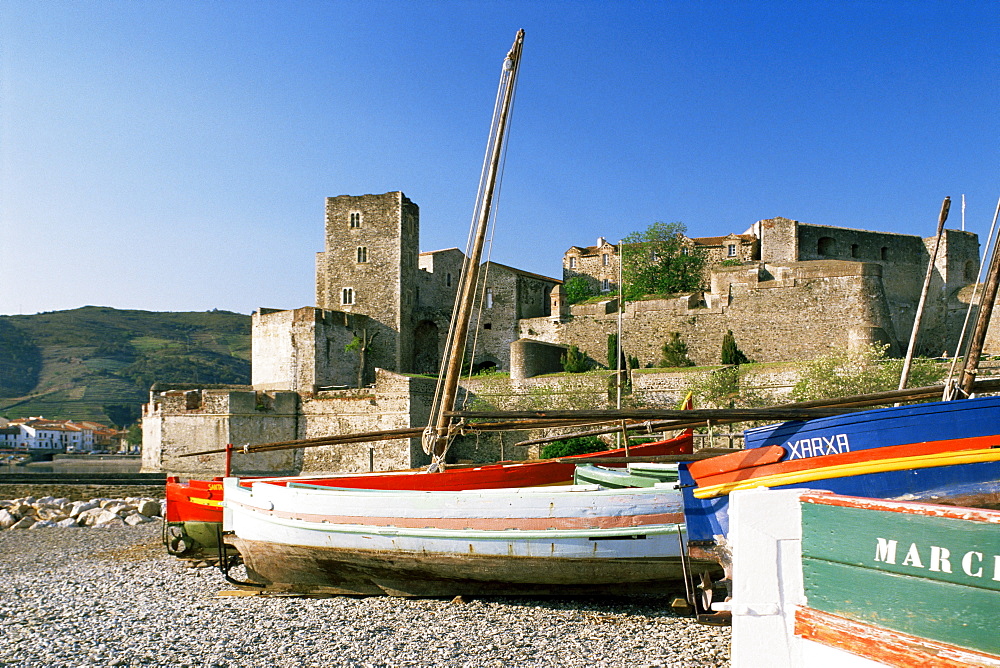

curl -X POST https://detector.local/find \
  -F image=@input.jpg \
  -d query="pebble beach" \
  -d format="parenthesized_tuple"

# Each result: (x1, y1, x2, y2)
(0, 520, 731, 667)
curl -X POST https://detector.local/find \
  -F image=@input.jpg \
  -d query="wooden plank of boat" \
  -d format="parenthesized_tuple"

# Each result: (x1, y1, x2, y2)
(797, 492, 1000, 661)
(229, 538, 706, 597)
(685, 444, 785, 480)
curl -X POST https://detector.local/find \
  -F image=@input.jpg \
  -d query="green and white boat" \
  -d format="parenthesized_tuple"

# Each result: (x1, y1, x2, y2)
(573, 462, 679, 488)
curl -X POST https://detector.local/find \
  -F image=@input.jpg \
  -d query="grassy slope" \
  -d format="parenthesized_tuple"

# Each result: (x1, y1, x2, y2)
(0, 306, 250, 425)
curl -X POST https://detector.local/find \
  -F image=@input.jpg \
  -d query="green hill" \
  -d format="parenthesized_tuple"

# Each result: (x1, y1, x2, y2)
(0, 306, 251, 426)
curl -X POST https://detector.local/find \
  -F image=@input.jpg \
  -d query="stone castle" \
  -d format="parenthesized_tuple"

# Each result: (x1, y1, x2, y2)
(142, 191, 987, 475)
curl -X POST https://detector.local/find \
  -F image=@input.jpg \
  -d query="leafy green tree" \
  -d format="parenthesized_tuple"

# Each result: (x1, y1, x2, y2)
(620, 222, 707, 300)
(791, 344, 944, 402)
(563, 276, 596, 305)
(721, 330, 750, 365)
(560, 345, 590, 373)
(660, 332, 694, 368)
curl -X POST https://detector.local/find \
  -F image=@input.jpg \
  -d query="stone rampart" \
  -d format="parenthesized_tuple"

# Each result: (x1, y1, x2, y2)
(521, 261, 905, 367)
(298, 369, 435, 473)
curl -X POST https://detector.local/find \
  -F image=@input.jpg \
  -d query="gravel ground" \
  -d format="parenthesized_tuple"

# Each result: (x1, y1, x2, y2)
(0, 523, 731, 667)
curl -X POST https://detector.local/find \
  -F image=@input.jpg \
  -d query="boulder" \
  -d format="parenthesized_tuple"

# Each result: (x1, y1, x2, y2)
(124, 513, 153, 526)
(54, 518, 80, 528)
(93, 513, 124, 527)
(29, 520, 56, 529)
(35, 507, 68, 521)
(0, 508, 17, 529)
(10, 516, 35, 529)
(69, 501, 99, 518)
(136, 500, 162, 517)
(103, 503, 136, 516)
(9, 503, 34, 518)
(81, 509, 123, 527)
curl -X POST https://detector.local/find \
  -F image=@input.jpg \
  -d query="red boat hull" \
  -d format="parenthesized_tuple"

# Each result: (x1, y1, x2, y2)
(165, 431, 693, 526)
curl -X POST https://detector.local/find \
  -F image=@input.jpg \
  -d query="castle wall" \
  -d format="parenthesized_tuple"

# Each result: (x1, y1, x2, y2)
(252, 307, 370, 392)
(141, 389, 299, 476)
(510, 339, 567, 379)
(413, 248, 465, 375)
(521, 261, 900, 367)
(296, 369, 435, 473)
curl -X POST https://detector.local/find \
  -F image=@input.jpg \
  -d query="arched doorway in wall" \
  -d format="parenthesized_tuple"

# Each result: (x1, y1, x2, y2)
(542, 286, 552, 316)
(413, 320, 440, 374)
(817, 237, 837, 257)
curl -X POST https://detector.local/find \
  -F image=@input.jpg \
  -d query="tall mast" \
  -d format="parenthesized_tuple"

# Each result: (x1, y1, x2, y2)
(430, 30, 524, 461)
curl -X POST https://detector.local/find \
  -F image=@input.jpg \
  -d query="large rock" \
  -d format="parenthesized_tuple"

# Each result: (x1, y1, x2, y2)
(124, 513, 154, 526)
(29, 520, 57, 529)
(35, 506, 68, 521)
(0, 508, 17, 529)
(54, 518, 80, 528)
(77, 508, 122, 527)
(9, 503, 34, 518)
(69, 501, 99, 518)
(10, 516, 35, 529)
(103, 502, 136, 516)
(136, 500, 162, 517)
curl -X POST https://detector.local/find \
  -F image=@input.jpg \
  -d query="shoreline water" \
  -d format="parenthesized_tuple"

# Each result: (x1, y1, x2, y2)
(0, 523, 731, 667)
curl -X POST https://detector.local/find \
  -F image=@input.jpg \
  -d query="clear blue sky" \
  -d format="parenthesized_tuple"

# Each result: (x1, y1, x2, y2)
(2, 1, 997, 315)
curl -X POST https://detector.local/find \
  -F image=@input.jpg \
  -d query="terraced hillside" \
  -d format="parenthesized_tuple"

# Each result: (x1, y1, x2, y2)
(0, 306, 251, 425)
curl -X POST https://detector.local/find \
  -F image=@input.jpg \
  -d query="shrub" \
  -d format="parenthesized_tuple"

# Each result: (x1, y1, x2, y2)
(541, 436, 608, 458)
(721, 330, 750, 365)
(791, 343, 944, 402)
(660, 332, 694, 368)
(561, 345, 590, 373)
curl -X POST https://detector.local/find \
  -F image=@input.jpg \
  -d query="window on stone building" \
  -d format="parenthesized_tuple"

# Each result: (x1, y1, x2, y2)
(818, 237, 836, 257)
(601, 278, 610, 292)
(727, 244, 737, 257)
(483, 323, 492, 330)
(446, 272, 452, 287)
(850, 244, 859, 258)
(681, 247, 689, 256)
(350, 212, 361, 228)
(342, 287, 355, 305)
(357, 246, 368, 263)
(486, 288, 494, 309)
(965, 260, 977, 282)
(569, 257, 576, 269)
(602, 253, 609, 266)
(880, 247, 889, 261)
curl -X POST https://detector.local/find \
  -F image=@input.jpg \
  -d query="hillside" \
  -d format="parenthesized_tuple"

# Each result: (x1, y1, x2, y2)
(0, 306, 251, 426)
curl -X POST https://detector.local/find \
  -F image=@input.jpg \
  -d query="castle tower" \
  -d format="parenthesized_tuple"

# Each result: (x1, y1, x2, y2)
(316, 192, 420, 375)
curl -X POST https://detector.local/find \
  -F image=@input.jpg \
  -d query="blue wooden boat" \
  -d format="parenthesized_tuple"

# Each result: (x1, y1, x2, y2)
(678, 395, 1000, 581)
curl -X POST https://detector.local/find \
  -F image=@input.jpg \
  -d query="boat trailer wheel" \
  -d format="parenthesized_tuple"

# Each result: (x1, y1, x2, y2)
(165, 525, 193, 556)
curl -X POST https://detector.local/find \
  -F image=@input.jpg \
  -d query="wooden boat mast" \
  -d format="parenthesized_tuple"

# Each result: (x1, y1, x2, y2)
(897, 197, 949, 391)
(427, 30, 525, 461)
(959, 204, 1000, 396)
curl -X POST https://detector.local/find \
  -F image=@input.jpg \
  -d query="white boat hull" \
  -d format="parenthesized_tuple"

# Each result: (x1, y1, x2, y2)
(223, 479, 716, 596)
